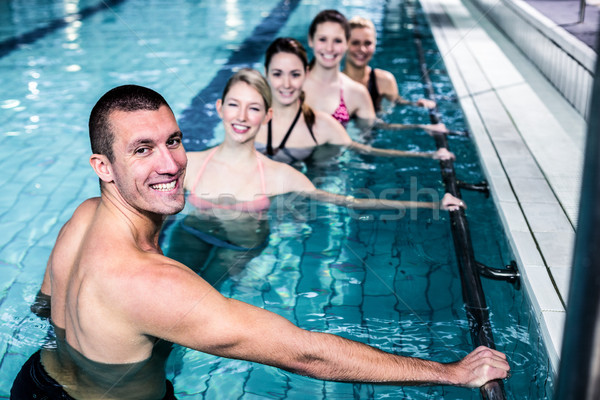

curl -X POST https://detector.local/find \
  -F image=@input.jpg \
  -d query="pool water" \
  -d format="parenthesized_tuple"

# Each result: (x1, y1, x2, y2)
(0, 0, 552, 399)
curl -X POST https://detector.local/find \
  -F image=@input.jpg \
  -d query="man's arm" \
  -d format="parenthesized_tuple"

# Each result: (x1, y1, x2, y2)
(349, 141, 455, 161)
(125, 261, 508, 387)
(31, 228, 61, 318)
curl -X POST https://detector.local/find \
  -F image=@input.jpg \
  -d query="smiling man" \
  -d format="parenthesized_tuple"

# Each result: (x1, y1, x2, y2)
(11, 85, 509, 399)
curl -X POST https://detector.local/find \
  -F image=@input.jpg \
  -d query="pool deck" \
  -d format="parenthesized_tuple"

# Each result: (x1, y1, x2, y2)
(419, 0, 595, 375)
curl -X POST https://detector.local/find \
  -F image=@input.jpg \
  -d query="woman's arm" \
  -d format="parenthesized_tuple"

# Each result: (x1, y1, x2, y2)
(348, 141, 455, 161)
(316, 112, 453, 160)
(306, 190, 465, 211)
(374, 120, 448, 135)
(344, 76, 378, 121)
(264, 152, 464, 209)
(376, 68, 436, 109)
(351, 114, 448, 135)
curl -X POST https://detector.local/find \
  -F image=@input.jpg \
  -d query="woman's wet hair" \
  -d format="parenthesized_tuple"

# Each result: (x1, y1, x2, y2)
(89, 85, 170, 162)
(308, 9, 350, 40)
(348, 16, 376, 33)
(264, 38, 315, 130)
(264, 37, 308, 72)
(222, 68, 272, 110)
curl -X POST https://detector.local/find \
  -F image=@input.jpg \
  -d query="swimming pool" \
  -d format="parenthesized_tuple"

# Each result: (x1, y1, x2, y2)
(0, 0, 552, 398)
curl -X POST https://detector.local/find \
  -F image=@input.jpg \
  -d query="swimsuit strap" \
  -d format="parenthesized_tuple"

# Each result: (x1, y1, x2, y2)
(339, 84, 347, 108)
(267, 102, 303, 155)
(191, 147, 219, 194)
(277, 102, 303, 151)
(367, 67, 380, 111)
(266, 122, 274, 156)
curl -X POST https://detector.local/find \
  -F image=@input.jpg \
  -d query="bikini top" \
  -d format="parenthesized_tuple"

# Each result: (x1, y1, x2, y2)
(255, 143, 314, 164)
(187, 147, 271, 213)
(264, 102, 318, 162)
(367, 68, 381, 112)
(331, 83, 351, 128)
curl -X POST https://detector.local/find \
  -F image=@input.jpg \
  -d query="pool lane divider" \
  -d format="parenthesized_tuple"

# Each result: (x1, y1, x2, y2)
(178, 0, 302, 150)
(410, 3, 518, 399)
(0, 0, 127, 59)
(417, 45, 506, 399)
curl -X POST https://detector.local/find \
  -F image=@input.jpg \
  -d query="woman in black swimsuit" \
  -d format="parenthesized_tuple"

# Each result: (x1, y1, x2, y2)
(343, 16, 436, 112)
(254, 37, 455, 163)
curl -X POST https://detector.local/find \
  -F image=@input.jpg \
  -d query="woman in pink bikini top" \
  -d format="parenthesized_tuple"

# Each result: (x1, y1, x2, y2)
(164, 69, 312, 280)
(302, 10, 376, 129)
(183, 70, 314, 217)
(187, 146, 271, 214)
(302, 10, 448, 135)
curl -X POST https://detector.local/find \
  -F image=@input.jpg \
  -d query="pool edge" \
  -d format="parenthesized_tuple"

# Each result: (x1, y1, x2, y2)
(419, 0, 587, 377)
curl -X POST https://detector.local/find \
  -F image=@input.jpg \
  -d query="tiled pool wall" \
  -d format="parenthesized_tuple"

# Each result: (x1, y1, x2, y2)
(470, 0, 596, 120)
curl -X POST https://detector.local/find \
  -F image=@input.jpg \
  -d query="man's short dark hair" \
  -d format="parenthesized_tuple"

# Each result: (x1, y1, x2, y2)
(89, 85, 170, 162)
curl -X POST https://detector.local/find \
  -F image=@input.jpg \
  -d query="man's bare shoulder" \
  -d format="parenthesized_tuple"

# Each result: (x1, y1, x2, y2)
(71, 197, 100, 220)
(81, 243, 201, 314)
(106, 251, 196, 291)
(100, 251, 227, 339)
(55, 197, 100, 246)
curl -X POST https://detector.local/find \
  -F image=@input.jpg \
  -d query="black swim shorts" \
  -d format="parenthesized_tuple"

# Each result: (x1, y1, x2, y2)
(10, 350, 177, 399)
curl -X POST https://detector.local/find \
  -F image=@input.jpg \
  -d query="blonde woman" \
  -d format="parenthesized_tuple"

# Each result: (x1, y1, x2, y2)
(343, 16, 436, 112)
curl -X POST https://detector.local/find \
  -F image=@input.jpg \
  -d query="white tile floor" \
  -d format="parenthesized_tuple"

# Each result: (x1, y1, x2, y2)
(420, 0, 589, 376)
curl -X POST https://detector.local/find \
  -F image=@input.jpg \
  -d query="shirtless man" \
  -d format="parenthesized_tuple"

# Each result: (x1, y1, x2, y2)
(11, 85, 509, 399)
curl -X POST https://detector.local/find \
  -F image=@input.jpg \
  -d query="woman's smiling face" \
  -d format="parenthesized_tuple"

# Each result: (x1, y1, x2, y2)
(309, 21, 348, 68)
(347, 26, 376, 68)
(267, 52, 306, 106)
(217, 81, 271, 144)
